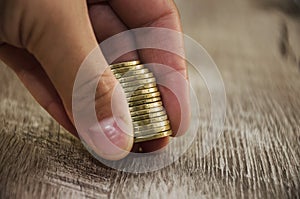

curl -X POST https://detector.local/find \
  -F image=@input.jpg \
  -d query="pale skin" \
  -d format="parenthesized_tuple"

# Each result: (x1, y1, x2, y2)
(0, 0, 190, 160)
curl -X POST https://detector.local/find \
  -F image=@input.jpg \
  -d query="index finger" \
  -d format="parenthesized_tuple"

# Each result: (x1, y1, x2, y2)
(108, 0, 190, 137)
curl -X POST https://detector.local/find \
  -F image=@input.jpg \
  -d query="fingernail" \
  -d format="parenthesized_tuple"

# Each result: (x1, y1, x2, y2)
(88, 117, 133, 160)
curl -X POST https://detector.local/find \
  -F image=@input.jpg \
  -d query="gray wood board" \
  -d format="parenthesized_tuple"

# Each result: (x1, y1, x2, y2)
(0, 0, 299, 198)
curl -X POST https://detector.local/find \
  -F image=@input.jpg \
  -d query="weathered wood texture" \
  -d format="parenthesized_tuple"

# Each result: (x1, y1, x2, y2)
(0, 0, 299, 198)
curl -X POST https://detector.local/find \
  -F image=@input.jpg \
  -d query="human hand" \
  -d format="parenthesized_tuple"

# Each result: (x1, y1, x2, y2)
(0, 0, 190, 160)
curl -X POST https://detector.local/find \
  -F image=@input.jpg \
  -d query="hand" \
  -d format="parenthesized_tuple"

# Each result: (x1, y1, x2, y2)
(0, 0, 190, 160)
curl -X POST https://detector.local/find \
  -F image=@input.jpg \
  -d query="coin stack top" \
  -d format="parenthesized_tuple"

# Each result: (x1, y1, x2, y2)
(110, 61, 172, 143)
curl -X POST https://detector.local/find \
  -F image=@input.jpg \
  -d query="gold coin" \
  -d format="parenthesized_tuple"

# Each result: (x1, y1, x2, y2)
(134, 130, 172, 143)
(134, 119, 169, 129)
(127, 91, 160, 102)
(131, 110, 166, 121)
(121, 77, 156, 88)
(134, 124, 171, 136)
(114, 68, 149, 79)
(124, 83, 157, 93)
(129, 101, 162, 112)
(128, 97, 161, 106)
(110, 60, 140, 69)
(111, 64, 145, 74)
(110, 60, 173, 143)
(118, 73, 154, 83)
(130, 106, 164, 117)
(134, 120, 169, 131)
(133, 115, 168, 126)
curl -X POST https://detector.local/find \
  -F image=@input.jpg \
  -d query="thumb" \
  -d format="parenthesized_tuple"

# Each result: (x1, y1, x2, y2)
(24, 1, 133, 160)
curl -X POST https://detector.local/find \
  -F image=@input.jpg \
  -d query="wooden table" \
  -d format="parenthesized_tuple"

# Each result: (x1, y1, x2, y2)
(0, 0, 299, 198)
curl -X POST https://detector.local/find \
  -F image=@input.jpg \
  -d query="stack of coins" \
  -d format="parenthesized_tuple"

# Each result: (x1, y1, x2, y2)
(110, 61, 172, 143)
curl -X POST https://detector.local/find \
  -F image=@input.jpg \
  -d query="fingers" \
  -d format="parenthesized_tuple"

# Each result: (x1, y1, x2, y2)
(9, 1, 133, 160)
(108, 0, 179, 29)
(0, 44, 77, 136)
(88, 3, 139, 62)
(108, 0, 191, 136)
(88, 3, 170, 152)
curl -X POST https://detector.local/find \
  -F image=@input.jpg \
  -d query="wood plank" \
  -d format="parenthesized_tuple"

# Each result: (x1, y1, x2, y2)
(0, 0, 299, 198)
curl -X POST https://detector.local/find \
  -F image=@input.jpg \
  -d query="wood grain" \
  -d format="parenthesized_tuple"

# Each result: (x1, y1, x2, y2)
(0, 0, 299, 198)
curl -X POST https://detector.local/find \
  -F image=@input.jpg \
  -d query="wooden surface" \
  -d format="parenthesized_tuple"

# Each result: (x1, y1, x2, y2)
(0, 0, 299, 198)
